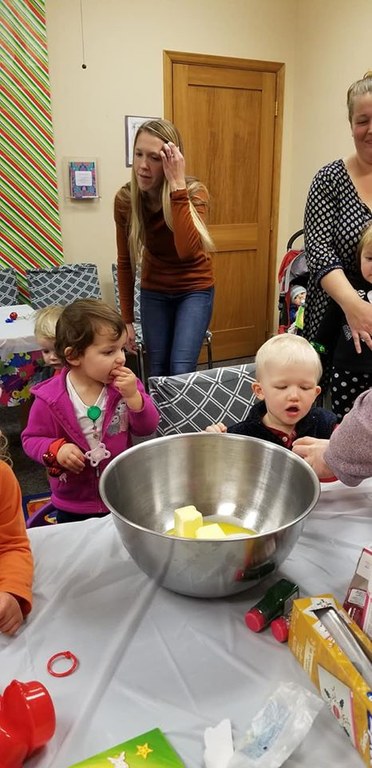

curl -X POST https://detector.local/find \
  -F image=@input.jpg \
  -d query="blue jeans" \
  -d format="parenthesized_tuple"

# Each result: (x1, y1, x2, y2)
(140, 287, 214, 376)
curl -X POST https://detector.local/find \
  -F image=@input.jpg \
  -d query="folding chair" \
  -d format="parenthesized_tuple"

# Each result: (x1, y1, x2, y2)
(148, 363, 257, 436)
(0, 268, 19, 305)
(26, 263, 101, 309)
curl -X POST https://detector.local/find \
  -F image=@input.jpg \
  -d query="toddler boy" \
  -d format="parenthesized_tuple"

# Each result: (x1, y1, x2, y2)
(206, 334, 336, 449)
(34, 305, 63, 378)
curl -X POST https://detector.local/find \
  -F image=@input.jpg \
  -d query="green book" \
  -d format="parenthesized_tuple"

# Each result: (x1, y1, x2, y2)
(68, 728, 185, 767)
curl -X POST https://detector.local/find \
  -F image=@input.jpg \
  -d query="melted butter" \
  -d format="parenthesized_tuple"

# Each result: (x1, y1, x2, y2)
(167, 521, 257, 538)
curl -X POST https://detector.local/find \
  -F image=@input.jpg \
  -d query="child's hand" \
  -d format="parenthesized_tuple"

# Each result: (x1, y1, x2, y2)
(57, 442, 86, 474)
(111, 365, 143, 410)
(0, 592, 23, 635)
(205, 422, 228, 433)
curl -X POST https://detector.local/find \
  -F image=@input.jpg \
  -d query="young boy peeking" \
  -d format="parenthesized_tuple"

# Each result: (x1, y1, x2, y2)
(0, 414, 33, 635)
(34, 305, 64, 380)
(206, 334, 337, 448)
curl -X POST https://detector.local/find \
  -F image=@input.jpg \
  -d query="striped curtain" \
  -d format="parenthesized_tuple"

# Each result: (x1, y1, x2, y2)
(1, 0, 64, 301)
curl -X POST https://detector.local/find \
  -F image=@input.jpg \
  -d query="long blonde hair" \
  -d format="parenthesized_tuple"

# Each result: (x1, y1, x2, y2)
(117, 119, 214, 273)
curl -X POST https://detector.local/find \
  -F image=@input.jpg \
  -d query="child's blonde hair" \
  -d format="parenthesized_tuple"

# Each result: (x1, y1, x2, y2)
(357, 221, 372, 262)
(34, 305, 63, 340)
(255, 334, 322, 382)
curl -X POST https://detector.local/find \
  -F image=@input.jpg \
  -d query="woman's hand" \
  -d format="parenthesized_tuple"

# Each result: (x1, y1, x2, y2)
(160, 142, 186, 192)
(292, 436, 333, 479)
(344, 298, 372, 353)
(125, 323, 137, 353)
(321, 271, 372, 353)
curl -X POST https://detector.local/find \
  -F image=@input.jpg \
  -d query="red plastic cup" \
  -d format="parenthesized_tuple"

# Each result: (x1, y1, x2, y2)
(0, 679, 56, 767)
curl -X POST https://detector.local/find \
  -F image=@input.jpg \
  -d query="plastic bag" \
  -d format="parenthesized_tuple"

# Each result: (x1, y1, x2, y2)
(227, 681, 323, 768)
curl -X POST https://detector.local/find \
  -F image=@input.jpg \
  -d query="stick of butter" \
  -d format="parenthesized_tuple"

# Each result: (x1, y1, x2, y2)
(195, 523, 226, 539)
(174, 505, 203, 537)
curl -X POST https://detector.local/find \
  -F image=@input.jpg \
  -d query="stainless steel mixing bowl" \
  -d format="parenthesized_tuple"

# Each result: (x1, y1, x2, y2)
(100, 433, 320, 598)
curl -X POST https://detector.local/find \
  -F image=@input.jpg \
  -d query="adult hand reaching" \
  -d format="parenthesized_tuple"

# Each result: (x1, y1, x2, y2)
(292, 436, 333, 480)
(125, 323, 137, 354)
(344, 296, 372, 353)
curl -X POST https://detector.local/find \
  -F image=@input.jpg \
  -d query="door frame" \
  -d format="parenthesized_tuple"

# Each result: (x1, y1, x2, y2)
(163, 50, 284, 339)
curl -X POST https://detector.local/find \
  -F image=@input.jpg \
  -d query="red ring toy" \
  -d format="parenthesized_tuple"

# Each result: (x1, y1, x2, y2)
(47, 651, 79, 677)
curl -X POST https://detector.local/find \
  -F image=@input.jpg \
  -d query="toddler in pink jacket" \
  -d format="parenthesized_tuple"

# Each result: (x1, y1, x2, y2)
(22, 299, 159, 523)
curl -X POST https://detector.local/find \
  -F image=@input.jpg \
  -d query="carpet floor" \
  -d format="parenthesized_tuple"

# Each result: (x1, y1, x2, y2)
(2, 407, 50, 498)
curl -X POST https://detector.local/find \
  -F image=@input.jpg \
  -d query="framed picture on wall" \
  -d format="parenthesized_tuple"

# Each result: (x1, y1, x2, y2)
(125, 115, 160, 167)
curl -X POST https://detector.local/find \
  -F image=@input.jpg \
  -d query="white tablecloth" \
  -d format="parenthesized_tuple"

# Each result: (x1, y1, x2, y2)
(1, 480, 371, 768)
(0, 304, 37, 359)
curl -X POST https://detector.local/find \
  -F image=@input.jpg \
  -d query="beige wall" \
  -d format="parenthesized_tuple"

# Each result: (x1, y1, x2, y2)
(292, 0, 372, 229)
(45, 0, 372, 317)
(45, 0, 297, 306)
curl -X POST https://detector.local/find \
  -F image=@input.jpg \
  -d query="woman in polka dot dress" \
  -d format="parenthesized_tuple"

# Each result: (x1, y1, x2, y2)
(303, 72, 372, 386)
(314, 223, 372, 420)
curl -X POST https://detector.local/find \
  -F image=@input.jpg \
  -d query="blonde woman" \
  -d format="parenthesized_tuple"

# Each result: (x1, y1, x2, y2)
(114, 119, 214, 377)
(303, 72, 372, 373)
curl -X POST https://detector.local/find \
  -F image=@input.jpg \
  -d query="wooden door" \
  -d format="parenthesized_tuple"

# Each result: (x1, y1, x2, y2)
(164, 51, 284, 362)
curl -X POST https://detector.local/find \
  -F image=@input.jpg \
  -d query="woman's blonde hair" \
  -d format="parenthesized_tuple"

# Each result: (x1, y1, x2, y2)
(116, 118, 214, 273)
(347, 71, 372, 123)
(255, 334, 323, 383)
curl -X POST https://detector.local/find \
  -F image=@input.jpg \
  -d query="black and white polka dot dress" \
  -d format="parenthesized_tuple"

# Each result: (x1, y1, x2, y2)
(303, 158, 372, 343)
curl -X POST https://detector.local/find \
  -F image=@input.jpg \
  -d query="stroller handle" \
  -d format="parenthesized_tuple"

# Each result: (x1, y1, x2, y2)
(286, 229, 304, 250)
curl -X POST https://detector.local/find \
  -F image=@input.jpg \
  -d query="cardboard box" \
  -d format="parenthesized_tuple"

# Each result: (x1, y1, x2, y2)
(288, 594, 372, 767)
(343, 544, 372, 639)
(68, 727, 185, 767)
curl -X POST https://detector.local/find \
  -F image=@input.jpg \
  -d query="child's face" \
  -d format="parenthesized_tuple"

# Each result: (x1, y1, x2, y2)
(69, 325, 127, 385)
(37, 336, 63, 370)
(252, 362, 321, 433)
(293, 291, 306, 306)
(360, 246, 372, 283)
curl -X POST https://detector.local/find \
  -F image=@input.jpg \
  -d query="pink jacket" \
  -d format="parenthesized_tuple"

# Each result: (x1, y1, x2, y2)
(22, 369, 159, 515)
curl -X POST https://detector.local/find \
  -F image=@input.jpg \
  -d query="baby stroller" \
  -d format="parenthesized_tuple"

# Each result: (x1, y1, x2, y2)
(277, 229, 308, 334)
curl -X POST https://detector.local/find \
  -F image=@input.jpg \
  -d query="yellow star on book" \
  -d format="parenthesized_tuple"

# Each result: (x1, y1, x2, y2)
(136, 742, 153, 759)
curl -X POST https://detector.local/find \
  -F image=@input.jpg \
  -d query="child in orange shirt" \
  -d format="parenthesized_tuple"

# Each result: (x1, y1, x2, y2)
(0, 423, 33, 635)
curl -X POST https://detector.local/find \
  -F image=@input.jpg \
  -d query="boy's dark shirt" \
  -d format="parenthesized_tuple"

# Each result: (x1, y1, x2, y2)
(226, 400, 337, 449)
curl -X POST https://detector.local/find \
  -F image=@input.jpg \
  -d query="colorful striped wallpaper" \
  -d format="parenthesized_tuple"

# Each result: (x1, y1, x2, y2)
(1, 0, 63, 300)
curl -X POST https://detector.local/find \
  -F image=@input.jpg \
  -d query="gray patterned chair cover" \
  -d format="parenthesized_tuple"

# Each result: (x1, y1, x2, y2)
(148, 363, 257, 436)
(0, 268, 19, 305)
(26, 263, 101, 309)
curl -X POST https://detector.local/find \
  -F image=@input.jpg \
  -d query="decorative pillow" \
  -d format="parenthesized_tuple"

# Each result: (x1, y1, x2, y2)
(148, 364, 257, 436)
(26, 263, 101, 308)
(0, 268, 18, 305)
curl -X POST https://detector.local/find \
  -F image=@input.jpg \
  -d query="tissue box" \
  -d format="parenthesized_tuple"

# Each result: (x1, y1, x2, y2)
(343, 544, 372, 638)
(288, 594, 372, 768)
(68, 727, 185, 767)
